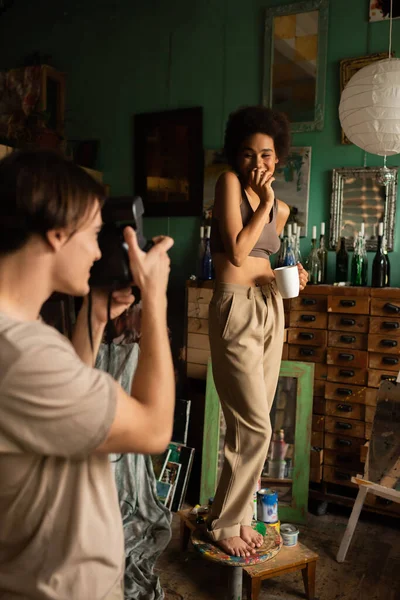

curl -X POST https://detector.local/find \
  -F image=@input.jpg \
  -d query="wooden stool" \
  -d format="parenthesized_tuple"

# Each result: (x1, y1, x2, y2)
(191, 526, 282, 600)
(243, 541, 319, 600)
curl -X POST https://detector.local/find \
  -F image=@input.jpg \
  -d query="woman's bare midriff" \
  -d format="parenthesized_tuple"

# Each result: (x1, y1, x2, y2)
(213, 253, 275, 287)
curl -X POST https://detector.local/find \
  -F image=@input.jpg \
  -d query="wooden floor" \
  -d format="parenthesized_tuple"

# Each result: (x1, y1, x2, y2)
(156, 504, 400, 600)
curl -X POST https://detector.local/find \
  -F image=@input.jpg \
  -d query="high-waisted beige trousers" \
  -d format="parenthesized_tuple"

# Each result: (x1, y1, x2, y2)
(207, 281, 284, 541)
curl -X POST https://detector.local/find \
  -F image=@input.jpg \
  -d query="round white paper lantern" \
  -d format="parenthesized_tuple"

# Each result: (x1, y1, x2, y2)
(339, 58, 400, 156)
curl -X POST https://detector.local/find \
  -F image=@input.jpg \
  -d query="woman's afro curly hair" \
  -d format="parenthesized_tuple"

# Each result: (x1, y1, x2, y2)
(223, 105, 291, 170)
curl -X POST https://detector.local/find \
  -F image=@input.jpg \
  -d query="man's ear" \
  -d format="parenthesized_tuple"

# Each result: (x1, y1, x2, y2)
(45, 229, 69, 252)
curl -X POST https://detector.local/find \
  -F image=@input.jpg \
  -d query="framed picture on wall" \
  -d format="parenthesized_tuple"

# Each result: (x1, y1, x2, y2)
(273, 146, 312, 237)
(369, 0, 400, 21)
(340, 52, 390, 144)
(133, 107, 204, 217)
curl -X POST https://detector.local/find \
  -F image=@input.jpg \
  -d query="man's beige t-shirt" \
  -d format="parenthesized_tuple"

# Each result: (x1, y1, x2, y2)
(0, 312, 124, 599)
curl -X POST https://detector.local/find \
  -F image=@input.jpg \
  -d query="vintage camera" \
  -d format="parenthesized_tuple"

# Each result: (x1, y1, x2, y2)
(89, 196, 153, 289)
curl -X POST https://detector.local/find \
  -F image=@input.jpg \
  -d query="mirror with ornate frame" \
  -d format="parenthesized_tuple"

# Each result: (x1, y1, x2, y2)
(329, 167, 398, 252)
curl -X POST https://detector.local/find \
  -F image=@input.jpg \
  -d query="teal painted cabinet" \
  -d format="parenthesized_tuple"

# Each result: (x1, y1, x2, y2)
(200, 360, 314, 524)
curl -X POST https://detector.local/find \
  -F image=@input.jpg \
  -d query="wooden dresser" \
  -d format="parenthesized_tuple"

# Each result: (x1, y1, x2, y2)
(185, 280, 400, 516)
(285, 285, 400, 516)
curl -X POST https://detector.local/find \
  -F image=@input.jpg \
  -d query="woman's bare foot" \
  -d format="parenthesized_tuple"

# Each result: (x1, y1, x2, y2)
(216, 536, 256, 557)
(240, 525, 264, 549)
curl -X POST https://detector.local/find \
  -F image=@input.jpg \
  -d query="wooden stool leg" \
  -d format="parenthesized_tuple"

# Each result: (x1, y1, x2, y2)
(228, 566, 243, 600)
(336, 485, 368, 563)
(301, 561, 316, 600)
(245, 575, 262, 600)
(180, 520, 191, 552)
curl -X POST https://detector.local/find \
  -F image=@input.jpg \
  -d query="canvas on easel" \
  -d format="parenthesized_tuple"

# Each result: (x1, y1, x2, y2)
(337, 376, 400, 563)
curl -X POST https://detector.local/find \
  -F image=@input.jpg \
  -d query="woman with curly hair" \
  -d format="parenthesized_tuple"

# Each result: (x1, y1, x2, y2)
(207, 105, 308, 557)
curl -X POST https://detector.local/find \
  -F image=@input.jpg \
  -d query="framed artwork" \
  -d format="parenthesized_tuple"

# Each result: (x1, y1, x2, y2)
(369, 0, 400, 21)
(263, 0, 329, 132)
(200, 360, 314, 524)
(274, 146, 312, 236)
(340, 52, 390, 144)
(202, 149, 230, 219)
(133, 107, 204, 217)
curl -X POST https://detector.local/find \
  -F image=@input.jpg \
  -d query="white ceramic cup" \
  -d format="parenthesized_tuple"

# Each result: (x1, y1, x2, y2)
(273, 265, 300, 299)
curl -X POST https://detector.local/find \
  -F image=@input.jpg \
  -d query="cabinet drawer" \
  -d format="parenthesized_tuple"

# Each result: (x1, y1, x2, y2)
(187, 333, 210, 351)
(314, 379, 325, 396)
(324, 432, 365, 453)
(365, 422, 373, 439)
(328, 295, 370, 315)
(187, 302, 209, 319)
(369, 352, 400, 371)
(187, 287, 213, 304)
(288, 328, 327, 346)
(367, 369, 398, 387)
(290, 295, 327, 312)
(309, 465, 323, 483)
(325, 381, 367, 404)
(325, 399, 365, 421)
(187, 316, 209, 335)
(282, 343, 288, 360)
(311, 431, 324, 447)
(328, 331, 367, 350)
(315, 363, 328, 380)
(369, 316, 400, 334)
(325, 415, 365, 438)
(328, 313, 369, 333)
(323, 465, 358, 488)
(368, 334, 400, 354)
(289, 311, 328, 329)
(327, 365, 367, 386)
(312, 414, 325, 432)
(324, 449, 364, 472)
(313, 397, 326, 415)
(327, 348, 368, 369)
(288, 345, 326, 363)
(365, 405, 376, 423)
(371, 298, 400, 317)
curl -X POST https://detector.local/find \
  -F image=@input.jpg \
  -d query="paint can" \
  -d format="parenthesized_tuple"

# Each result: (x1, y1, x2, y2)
(280, 523, 299, 546)
(257, 488, 278, 524)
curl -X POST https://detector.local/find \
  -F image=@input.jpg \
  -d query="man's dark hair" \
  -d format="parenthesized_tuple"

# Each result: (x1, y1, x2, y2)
(0, 149, 105, 255)
(223, 106, 291, 171)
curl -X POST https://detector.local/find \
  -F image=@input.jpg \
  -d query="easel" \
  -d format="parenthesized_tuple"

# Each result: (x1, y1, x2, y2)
(337, 374, 400, 563)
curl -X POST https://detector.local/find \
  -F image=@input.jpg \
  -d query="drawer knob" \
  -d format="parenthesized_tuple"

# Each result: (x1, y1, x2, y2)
(339, 353, 354, 361)
(300, 347, 314, 356)
(340, 318, 356, 326)
(302, 298, 317, 305)
(299, 332, 314, 340)
(383, 356, 399, 365)
(381, 374, 396, 382)
(337, 438, 352, 447)
(380, 339, 398, 348)
(335, 421, 352, 430)
(340, 300, 356, 307)
(383, 321, 399, 330)
(337, 388, 353, 396)
(384, 303, 400, 314)
(300, 314, 316, 322)
(337, 403, 353, 412)
(340, 335, 356, 344)
(339, 369, 355, 377)
(335, 470, 351, 481)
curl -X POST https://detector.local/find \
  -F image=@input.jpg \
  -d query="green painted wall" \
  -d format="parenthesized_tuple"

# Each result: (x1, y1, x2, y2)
(1, 0, 400, 357)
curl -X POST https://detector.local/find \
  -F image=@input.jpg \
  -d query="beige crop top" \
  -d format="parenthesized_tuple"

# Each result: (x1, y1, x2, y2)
(210, 188, 281, 259)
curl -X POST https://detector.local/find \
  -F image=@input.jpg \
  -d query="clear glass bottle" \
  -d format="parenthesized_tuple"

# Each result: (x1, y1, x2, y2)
(336, 237, 349, 283)
(351, 231, 368, 286)
(294, 226, 303, 264)
(318, 222, 328, 284)
(275, 231, 286, 268)
(383, 233, 391, 287)
(305, 226, 321, 284)
(283, 223, 296, 266)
